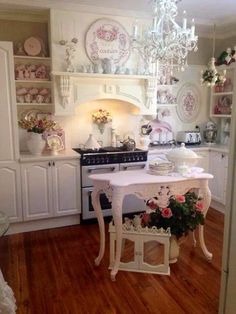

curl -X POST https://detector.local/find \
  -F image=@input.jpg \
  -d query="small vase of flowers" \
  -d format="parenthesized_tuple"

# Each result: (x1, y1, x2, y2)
(142, 191, 205, 263)
(18, 117, 59, 155)
(92, 109, 112, 134)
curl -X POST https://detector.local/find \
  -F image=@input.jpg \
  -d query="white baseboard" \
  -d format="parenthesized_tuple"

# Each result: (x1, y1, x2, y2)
(211, 200, 225, 214)
(7, 215, 81, 235)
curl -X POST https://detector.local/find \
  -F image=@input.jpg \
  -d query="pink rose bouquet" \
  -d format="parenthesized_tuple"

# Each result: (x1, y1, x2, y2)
(142, 191, 205, 239)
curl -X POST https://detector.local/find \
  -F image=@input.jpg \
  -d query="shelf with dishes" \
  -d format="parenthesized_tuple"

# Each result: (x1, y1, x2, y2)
(210, 93, 232, 117)
(16, 86, 52, 106)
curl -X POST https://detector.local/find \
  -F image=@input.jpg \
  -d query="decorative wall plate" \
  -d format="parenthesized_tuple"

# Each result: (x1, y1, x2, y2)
(46, 135, 64, 152)
(24, 37, 42, 56)
(85, 18, 131, 66)
(177, 83, 201, 123)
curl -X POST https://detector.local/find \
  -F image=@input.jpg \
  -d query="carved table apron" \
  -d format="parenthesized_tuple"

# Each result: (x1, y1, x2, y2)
(90, 169, 213, 281)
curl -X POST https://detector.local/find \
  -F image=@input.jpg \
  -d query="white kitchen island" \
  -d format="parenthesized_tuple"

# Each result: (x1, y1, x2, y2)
(90, 169, 213, 280)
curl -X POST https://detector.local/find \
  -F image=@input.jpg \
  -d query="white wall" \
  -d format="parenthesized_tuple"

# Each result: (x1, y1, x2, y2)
(47, 9, 211, 149)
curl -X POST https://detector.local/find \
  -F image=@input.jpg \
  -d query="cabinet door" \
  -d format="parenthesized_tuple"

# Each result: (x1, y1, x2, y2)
(21, 162, 53, 220)
(52, 160, 81, 216)
(209, 152, 228, 204)
(196, 151, 209, 172)
(0, 163, 22, 222)
(0, 42, 18, 161)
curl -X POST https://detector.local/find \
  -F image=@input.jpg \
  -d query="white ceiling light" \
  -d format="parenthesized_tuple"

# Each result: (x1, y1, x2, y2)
(132, 0, 198, 75)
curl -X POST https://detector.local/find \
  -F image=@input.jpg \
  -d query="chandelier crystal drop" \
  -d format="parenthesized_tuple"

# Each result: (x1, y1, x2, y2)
(132, 0, 198, 75)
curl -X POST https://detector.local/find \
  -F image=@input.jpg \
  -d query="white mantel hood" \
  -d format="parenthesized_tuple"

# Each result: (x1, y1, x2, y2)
(52, 72, 157, 116)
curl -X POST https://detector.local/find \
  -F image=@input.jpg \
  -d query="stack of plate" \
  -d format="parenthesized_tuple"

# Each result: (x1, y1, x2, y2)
(148, 159, 174, 175)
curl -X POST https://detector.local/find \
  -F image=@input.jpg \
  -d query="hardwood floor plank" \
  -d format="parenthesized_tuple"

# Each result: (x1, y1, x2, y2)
(0, 208, 223, 314)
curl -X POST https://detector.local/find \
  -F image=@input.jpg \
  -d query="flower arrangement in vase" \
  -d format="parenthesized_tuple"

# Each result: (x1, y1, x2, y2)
(142, 191, 205, 263)
(92, 109, 112, 134)
(18, 117, 60, 155)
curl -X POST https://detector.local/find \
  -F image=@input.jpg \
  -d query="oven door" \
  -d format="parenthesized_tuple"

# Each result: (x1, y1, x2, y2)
(119, 162, 146, 172)
(82, 187, 112, 220)
(82, 164, 119, 187)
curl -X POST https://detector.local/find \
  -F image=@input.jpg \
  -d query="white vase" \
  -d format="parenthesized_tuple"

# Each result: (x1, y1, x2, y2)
(27, 133, 46, 155)
(169, 235, 180, 264)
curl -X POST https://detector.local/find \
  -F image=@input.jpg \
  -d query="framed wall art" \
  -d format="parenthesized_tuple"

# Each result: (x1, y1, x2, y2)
(85, 18, 131, 66)
(176, 83, 201, 123)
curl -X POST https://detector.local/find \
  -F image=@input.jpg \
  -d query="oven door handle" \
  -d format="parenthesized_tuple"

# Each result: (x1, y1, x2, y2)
(122, 164, 145, 171)
(88, 166, 116, 173)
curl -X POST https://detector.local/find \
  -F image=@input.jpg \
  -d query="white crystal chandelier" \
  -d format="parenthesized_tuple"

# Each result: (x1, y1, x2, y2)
(132, 0, 198, 75)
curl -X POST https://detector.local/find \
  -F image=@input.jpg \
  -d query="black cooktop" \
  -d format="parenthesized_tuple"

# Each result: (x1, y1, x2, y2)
(73, 146, 146, 155)
(73, 146, 148, 165)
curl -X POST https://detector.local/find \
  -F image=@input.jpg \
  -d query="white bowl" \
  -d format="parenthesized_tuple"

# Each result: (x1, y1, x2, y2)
(166, 143, 202, 169)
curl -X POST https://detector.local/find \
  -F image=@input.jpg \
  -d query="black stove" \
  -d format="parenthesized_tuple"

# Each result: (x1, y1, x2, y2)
(73, 146, 148, 166)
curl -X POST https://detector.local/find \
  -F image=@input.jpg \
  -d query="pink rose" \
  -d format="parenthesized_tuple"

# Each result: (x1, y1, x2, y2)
(196, 202, 204, 212)
(161, 207, 173, 218)
(147, 199, 158, 210)
(175, 195, 185, 203)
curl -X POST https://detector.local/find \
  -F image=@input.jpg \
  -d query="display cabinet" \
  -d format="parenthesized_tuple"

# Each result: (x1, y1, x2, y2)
(210, 64, 235, 145)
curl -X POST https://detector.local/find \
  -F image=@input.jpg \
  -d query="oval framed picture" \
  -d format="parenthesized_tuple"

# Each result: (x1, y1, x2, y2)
(177, 83, 201, 123)
(85, 18, 131, 66)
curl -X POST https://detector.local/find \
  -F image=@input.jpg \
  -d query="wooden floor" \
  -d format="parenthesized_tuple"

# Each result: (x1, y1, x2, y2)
(0, 208, 224, 314)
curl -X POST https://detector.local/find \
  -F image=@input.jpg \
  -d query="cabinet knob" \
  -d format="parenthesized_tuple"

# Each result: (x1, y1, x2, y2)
(48, 162, 51, 167)
(52, 161, 55, 166)
(222, 154, 225, 159)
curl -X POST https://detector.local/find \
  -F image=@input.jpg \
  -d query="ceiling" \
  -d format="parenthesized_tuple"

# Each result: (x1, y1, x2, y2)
(0, 0, 236, 36)
(47, 0, 236, 25)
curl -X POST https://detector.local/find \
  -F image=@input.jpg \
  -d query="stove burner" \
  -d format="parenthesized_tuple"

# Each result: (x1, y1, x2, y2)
(73, 146, 148, 165)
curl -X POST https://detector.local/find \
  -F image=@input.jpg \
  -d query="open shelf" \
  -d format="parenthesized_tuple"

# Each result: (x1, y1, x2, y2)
(14, 55, 51, 61)
(212, 92, 233, 96)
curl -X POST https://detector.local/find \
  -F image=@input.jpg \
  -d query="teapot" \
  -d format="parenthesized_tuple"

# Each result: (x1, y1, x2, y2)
(121, 136, 136, 151)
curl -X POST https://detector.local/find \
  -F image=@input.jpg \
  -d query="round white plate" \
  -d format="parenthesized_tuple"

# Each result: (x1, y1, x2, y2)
(24, 37, 42, 56)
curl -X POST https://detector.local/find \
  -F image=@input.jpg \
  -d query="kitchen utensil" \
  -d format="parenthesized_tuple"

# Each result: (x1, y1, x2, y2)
(121, 136, 136, 151)
(203, 121, 217, 144)
(176, 131, 201, 145)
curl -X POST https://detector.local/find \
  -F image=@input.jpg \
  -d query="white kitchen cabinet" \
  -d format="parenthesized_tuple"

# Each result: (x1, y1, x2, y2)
(21, 159, 81, 221)
(0, 42, 19, 162)
(208, 151, 228, 205)
(21, 161, 53, 220)
(53, 160, 81, 216)
(194, 150, 209, 172)
(0, 163, 22, 222)
(0, 42, 22, 222)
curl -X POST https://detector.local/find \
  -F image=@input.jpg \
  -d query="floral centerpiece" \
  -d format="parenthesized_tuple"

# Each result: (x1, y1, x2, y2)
(201, 57, 226, 87)
(92, 109, 112, 133)
(18, 117, 61, 155)
(18, 117, 59, 134)
(142, 191, 205, 240)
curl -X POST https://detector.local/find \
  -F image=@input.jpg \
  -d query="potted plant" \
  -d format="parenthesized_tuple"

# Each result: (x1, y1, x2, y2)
(142, 191, 205, 263)
(18, 117, 59, 155)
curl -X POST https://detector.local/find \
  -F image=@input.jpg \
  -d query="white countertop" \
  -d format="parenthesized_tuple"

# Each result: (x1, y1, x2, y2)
(147, 144, 229, 155)
(19, 149, 80, 162)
